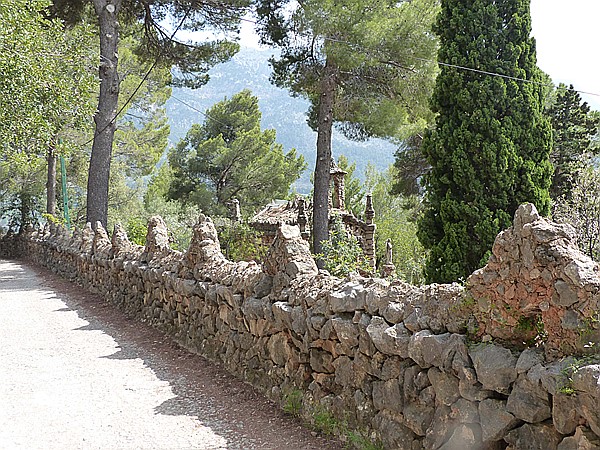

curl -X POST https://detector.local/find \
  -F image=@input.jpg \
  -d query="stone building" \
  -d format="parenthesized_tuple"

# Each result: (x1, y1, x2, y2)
(249, 159, 377, 269)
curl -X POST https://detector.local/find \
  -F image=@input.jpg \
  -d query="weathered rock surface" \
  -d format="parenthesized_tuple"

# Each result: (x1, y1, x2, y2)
(4, 203, 597, 450)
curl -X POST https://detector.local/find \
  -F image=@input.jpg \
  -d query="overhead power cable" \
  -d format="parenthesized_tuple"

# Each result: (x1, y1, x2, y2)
(81, 7, 192, 148)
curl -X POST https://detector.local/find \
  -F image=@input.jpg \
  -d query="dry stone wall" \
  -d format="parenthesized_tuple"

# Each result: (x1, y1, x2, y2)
(7, 204, 600, 449)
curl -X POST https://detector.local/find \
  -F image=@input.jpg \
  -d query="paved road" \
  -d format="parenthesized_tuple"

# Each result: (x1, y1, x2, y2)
(0, 260, 342, 450)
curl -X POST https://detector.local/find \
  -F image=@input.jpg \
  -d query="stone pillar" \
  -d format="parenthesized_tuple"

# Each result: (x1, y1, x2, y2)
(330, 158, 347, 210)
(230, 199, 241, 222)
(381, 238, 396, 277)
(297, 197, 310, 241)
(364, 194, 376, 270)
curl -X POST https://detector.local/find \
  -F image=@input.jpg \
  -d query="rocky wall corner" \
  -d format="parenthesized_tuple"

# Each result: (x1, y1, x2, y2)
(8, 208, 600, 449)
(467, 203, 600, 359)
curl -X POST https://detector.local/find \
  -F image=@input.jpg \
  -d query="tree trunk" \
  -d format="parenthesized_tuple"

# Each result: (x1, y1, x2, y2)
(46, 145, 57, 216)
(87, 0, 122, 228)
(312, 57, 337, 263)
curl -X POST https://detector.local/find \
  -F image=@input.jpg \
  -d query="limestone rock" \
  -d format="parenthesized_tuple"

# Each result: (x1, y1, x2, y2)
(470, 344, 517, 394)
(557, 426, 600, 450)
(367, 317, 411, 357)
(428, 367, 460, 406)
(372, 379, 403, 414)
(329, 281, 367, 313)
(408, 331, 467, 370)
(506, 374, 551, 423)
(479, 399, 519, 442)
(552, 393, 581, 435)
(504, 422, 562, 450)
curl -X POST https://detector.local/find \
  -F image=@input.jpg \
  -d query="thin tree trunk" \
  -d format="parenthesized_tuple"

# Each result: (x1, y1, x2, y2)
(46, 145, 57, 216)
(313, 57, 337, 264)
(87, 0, 122, 228)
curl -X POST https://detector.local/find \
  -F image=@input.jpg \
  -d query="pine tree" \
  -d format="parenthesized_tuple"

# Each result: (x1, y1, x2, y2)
(256, 0, 439, 257)
(547, 84, 600, 201)
(418, 0, 553, 283)
(167, 90, 306, 216)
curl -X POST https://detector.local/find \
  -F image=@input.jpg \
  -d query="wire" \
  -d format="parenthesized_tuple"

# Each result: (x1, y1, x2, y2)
(82, 7, 192, 148)
(83, 4, 600, 150)
(201, 12, 600, 99)
(321, 36, 600, 99)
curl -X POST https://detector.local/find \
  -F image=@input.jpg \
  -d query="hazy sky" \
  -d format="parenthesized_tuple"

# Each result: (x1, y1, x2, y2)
(238, 1, 600, 110)
(531, 0, 600, 110)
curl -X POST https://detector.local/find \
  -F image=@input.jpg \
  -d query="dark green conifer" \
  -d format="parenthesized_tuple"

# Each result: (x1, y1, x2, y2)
(547, 84, 600, 201)
(418, 0, 553, 283)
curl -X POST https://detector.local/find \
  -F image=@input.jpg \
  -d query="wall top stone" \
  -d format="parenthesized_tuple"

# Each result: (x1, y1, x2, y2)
(468, 203, 600, 359)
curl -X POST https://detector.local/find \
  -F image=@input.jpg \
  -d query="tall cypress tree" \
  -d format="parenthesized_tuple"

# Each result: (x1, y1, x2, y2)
(418, 0, 552, 283)
(547, 84, 600, 201)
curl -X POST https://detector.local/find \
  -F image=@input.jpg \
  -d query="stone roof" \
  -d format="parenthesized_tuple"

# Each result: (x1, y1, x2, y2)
(250, 197, 309, 230)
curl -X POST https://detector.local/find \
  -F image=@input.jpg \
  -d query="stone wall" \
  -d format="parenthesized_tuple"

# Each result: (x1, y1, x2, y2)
(6, 204, 600, 449)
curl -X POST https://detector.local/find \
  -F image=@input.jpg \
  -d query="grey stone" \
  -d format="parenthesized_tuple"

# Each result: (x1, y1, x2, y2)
(329, 282, 366, 313)
(557, 427, 600, 450)
(372, 411, 418, 450)
(561, 310, 582, 329)
(552, 393, 581, 435)
(408, 331, 467, 370)
(366, 316, 411, 357)
(331, 317, 359, 348)
(241, 296, 271, 320)
(332, 356, 356, 388)
(479, 398, 519, 442)
(428, 367, 460, 406)
(253, 274, 273, 298)
(572, 365, 600, 436)
(309, 349, 334, 373)
(267, 333, 292, 366)
(403, 402, 434, 437)
(564, 259, 599, 289)
(553, 280, 579, 307)
(272, 301, 293, 329)
(372, 379, 403, 414)
(450, 398, 479, 424)
(504, 423, 562, 450)
(506, 374, 551, 423)
(381, 302, 405, 323)
(422, 405, 453, 449)
(516, 348, 545, 374)
(380, 356, 405, 381)
(469, 344, 517, 394)
(438, 423, 482, 450)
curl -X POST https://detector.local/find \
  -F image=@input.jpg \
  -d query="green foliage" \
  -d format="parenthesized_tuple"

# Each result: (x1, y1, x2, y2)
(547, 84, 600, 201)
(282, 390, 303, 417)
(366, 165, 427, 285)
(0, 0, 96, 152)
(346, 432, 385, 450)
(258, 0, 439, 141)
(318, 215, 371, 277)
(113, 35, 172, 179)
(391, 134, 428, 197)
(168, 90, 306, 217)
(217, 221, 267, 262)
(336, 155, 365, 217)
(126, 217, 148, 246)
(553, 161, 600, 261)
(418, 0, 553, 283)
(558, 356, 600, 396)
(312, 408, 338, 436)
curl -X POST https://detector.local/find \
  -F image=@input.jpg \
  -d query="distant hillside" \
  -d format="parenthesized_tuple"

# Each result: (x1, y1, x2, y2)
(165, 46, 397, 194)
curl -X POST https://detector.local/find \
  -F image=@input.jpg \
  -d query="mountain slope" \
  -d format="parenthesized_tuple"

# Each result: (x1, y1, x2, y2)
(166, 46, 397, 194)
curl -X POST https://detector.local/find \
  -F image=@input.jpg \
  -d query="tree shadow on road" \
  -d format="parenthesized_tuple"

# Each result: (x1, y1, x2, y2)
(29, 262, 343, 450)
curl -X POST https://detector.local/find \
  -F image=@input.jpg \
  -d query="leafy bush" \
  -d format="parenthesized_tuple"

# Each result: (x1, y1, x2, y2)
(318, 215, 371, 277)
(553, 161, 600, 261)
(217, 220, 267, 262)
(126, 217, 147, 246)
